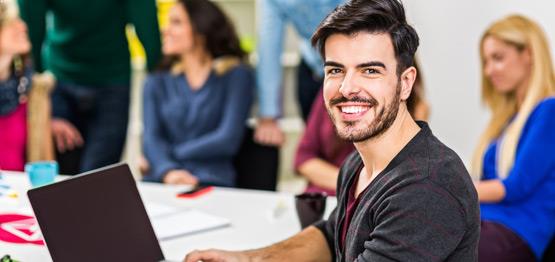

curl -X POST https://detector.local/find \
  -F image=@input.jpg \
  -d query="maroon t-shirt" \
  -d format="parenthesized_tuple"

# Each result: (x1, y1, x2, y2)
(294, 90, 355, 196)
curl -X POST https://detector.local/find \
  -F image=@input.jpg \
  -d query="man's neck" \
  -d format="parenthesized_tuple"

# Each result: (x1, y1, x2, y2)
(353, 109, 421, 196)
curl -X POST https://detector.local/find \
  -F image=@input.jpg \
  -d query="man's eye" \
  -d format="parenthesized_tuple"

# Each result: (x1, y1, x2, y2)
(363, 68, 378, 74)
(327, 68, 342, 75)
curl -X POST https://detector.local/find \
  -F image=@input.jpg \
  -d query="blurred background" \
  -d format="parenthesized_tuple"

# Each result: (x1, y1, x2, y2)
(123, 0, 555, 193)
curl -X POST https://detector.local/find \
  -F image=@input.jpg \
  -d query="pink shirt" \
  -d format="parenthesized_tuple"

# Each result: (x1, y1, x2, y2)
(0, 103, 27, 171)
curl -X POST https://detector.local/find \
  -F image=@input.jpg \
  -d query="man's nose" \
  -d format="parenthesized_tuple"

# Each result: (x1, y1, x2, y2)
(339, 71, 361, 98)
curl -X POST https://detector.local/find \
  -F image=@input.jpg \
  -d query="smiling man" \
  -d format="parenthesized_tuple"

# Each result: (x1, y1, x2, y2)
(185, 0, 479, 261)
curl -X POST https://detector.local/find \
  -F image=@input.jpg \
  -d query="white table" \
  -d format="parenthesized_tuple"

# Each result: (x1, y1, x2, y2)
(0, 172, 336, 261)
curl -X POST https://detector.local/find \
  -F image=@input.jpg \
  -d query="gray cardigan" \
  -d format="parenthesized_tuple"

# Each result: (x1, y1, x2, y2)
(315, 122, 480, 262)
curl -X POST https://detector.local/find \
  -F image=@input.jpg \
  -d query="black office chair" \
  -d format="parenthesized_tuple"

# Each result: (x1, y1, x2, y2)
(542, 235, 555, 262)
(233, 127, 279, 191)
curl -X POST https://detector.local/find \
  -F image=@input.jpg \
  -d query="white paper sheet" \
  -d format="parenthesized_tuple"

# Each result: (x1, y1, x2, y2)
(151, 209, 230, 241)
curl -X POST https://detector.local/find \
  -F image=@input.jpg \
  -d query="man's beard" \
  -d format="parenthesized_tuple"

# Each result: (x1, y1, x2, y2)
(327, 82, 401, 143)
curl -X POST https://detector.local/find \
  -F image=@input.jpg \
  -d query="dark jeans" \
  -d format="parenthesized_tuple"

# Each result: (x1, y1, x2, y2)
(52, 82, 130, 175)
(479, 221, 535, 262)
(296, 58, 323, 122)
(233, 127, 279, 191)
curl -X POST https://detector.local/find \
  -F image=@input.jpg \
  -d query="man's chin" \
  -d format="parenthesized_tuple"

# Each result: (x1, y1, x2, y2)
(337, 126, 368, 142)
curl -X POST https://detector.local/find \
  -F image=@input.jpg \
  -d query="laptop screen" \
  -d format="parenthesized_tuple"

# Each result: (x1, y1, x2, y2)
(28, 163, 164, 262)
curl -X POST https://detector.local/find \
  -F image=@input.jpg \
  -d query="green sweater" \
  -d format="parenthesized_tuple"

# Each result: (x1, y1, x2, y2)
(18, 0, 161, 85)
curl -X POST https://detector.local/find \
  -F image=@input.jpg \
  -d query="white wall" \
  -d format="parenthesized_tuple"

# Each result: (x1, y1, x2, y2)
(215, 0, 555, 168)
(403, 0, 555, 166)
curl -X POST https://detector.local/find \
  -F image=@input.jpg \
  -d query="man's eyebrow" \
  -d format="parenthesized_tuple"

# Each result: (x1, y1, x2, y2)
(323, 61, 387, 70)
(357, 61, 386, 69)
(323, 61, 344, 68)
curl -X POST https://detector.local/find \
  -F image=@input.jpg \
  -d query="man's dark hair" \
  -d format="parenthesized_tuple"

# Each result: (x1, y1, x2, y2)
(311, 0, 419, 75)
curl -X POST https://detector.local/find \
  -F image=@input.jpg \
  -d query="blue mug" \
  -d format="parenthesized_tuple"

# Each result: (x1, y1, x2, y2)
(25, 161, 58, 187)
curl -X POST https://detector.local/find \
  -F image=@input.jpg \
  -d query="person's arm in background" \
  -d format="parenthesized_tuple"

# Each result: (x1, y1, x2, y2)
(476, 99, 555, 203)
(17, 0, 47, 72)
(254, 0, 286, 146)
(474, 180, 505, 203)
(294, 94, 338, 191)
(18, 0, 85, 152)
(142, 74, 181, 182)
(126, 0, 162, 71)
(172, 66, 254, 160)
(185, 225, 332, 262)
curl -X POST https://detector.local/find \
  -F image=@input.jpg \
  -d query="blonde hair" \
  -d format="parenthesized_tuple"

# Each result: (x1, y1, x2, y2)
(471, 15, 555, 179)
(0, 0, 19, 24)
(170, 56, 241, 76)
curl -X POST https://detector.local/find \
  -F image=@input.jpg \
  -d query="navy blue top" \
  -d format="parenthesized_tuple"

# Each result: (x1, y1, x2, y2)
(142, 64, 254, 186)
(481, 97, 555, 259)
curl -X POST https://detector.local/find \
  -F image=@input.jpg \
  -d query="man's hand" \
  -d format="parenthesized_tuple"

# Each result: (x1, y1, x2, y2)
(254, 118, 285, 146)
(183, 226, 332, 262)
(163, 169, 199, 186)
(51, 118, 83, 153)
(184, 249, 249, 262)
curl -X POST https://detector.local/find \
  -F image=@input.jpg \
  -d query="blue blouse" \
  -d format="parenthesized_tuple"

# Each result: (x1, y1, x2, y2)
(481, 97, 555, 259)
(142, 64, 254, 186)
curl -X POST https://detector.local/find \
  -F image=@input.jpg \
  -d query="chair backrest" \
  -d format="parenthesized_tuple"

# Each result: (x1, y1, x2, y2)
(542, 235, 555, 262)
(233, 127, 279, 191)
(27, 73, 55, 162)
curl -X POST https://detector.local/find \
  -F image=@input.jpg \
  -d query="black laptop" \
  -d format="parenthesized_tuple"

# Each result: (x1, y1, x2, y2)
(28, 163, 168, 262)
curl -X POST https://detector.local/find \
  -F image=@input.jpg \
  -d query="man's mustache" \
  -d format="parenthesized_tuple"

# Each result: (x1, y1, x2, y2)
(329, 96, 378, 107)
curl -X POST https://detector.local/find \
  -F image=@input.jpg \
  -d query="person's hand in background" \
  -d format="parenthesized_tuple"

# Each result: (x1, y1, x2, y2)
(254, 118, 285, 146)
(51, 118, 83, 153)
(163, 169, 199, 186)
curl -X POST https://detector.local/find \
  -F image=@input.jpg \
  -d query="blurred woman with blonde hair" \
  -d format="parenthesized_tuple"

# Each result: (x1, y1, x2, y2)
(472, 14, 555, 261)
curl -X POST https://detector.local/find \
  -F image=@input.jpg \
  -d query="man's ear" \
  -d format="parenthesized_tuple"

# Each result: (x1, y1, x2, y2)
(400, 66, 416, 101)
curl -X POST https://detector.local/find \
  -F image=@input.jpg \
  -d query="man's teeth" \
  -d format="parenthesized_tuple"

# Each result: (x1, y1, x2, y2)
(341, 106, 368, 114)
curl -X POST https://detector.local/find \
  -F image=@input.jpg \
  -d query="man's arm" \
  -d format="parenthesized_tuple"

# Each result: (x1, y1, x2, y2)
(253, 0, 286, 146)
(18, 0, 47, 72)
(184, 226, 332, 262)
(126, 0, 162, 71)
(256, 0, 285, 120)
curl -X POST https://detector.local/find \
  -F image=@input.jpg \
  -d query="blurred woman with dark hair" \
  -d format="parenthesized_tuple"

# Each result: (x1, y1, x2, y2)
(0, 0, 54, 171)
(142, 0, 254, 187)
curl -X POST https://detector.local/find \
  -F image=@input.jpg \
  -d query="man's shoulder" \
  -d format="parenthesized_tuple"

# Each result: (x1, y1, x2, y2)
(423, 132, 473, 186)
(416, 129, 479, 221)
(382, 124, 477, 216)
